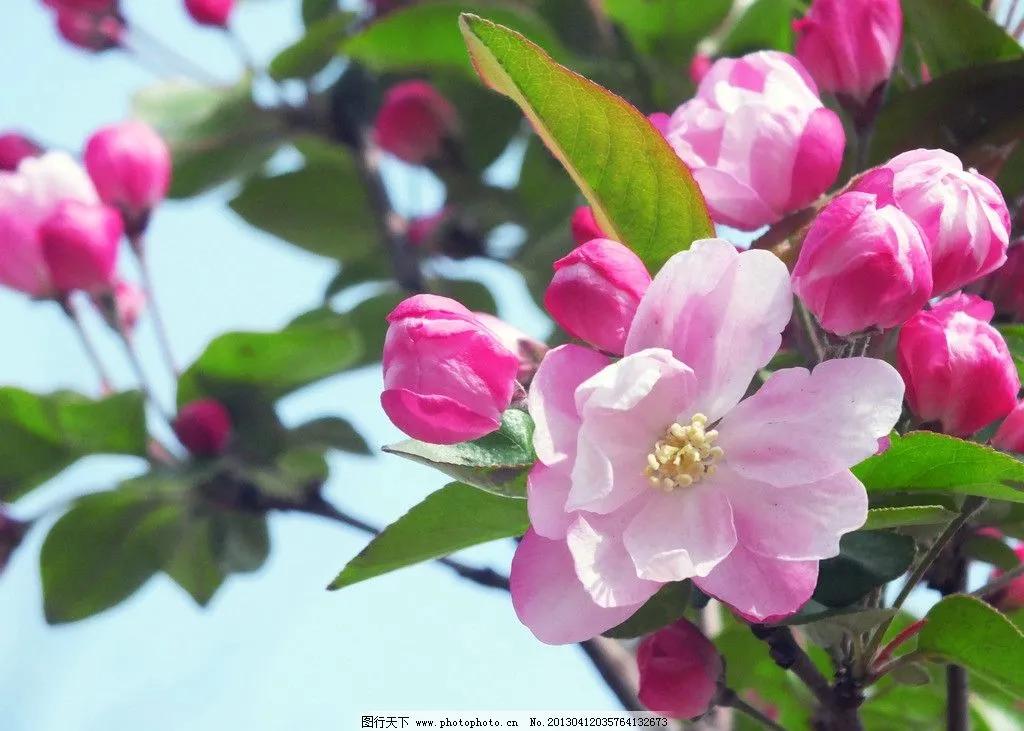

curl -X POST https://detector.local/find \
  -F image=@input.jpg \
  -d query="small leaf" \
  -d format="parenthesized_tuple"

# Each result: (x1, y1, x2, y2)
(329, 482, 527, 590)
(602, 0, 732, 59)
(902, 0, 1021, 77)
(289, 416, 371, 455)
(603, 582, 691, 639)
(889, 662, 933, 687)
(803, 607, 898, 648)
(269, 13, 354, 80)
(813, 531, 916, 608)
(863, 505, 959, 531)
(460, 13, 713, 270)
(917, 594, 1024, 696)
(853, 431, 1024, 504)
(383, 410, 535, 498)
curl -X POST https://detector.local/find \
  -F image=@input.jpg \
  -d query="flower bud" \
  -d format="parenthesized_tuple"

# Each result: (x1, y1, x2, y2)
(184, 0, 235, 27)
(993, 401, 1024, 452)
(474, 312, 548, 384)
(665, 51, 844, 230)
(688, 53, 712, 85)
(52, 7, 122, 52)
(374, 81, 459, 166)
(174, 399, 233, 456)
(794, 0, 902, 104)
(898, 294, 1020, 436)
(570, 206, 606, 246)
(988, 545, 1024, 612)
(544, 239, 651, 355)
(876, 149, 1010, 294)
(44, 0, 118, 11)
(792, 181, 932, 335)
(381, 294, 520, 444)
(0, 132, 42, 172)
(637, 619, 723, 720)
(84, 120, 171, 235)
(39, 200, 122, 295)
(975, 244, 1024, 321)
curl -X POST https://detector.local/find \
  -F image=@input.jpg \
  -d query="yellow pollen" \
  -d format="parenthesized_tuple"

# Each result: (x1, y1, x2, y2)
(644, 413, 724, 492)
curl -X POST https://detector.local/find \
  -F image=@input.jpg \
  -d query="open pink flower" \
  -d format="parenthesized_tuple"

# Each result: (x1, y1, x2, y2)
(512, 239, 904, 643)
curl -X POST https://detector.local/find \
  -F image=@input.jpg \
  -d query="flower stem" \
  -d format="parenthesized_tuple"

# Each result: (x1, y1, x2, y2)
(125, 25, 225, 86)
(720, 688, 787, 731)
(132, 236, 179, 377)
(115, 323, 174, 428)
(62, 298, 114, 393)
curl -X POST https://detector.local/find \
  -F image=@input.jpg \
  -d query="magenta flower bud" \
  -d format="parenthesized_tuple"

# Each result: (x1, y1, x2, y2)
(794, 0, 902, 104)
(184, 0, 234, 27)
(989, 545, 1024, 612)
(877, 149, 1010, 294)
(374, 81, 459, 166)
(993, 401, 1024, 453)
(39, 200, 122, 295)
(174, 399, 233, 456)
(570, 206, 606, 246)
(688, 53, 712, 85)
(793, 181, 932, 336)
(665, 51, 845, 230)
(544, 239, 651, 355)
(637, 619, 723, 720)
(381, 294, 520, 445)
(0, 133, 43, 172)
(474, 312, 548, 383)
(898, 294, 1020, 436)
(977, 244, 1024, 321)
(53, 7, 122, 52)
(84, 120, 171, 234)
(44, 0, 118, 11)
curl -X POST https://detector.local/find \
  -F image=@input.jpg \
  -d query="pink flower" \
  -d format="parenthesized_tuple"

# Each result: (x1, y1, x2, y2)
(570, 206, 606, 246)
(84, 120, 171, 235)
(794, 0, 902, 104)
(873, 149, 1010, 294)
(381, 294, 520, 445)
(39, 200, 123, 294)
(637, 619, 723, 720)
(976, 244, 1024, 321)
(474, 312, 547, 383)
(544, 239, 652, 355)
(174, 399, 232, 456)
(184, 0, 234, 27)
(0, 152, 99, 297)
(993, 401, 1024, 452)
(792, 177, 932, 335)
(988, 545, 1024, 612)
(374, 81, 459, 166)
(665, 51, 845, 231)
(898, 294, 1020, 436)
(0, 132, 42, 172)
(512, 239, 903, 643)
(689, 53, 712, 85)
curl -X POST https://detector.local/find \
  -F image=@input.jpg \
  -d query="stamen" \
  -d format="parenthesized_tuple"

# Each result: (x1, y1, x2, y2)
(643, 413, 725, 491)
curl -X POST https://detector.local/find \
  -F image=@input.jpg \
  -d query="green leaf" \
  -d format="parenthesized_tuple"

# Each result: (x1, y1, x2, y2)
(133, 80, 283, 198)
(997, 324, 1024, 381)
(718, 0, 794, 56)
(460, 13, 713, 271)
(0, 389, 147, 501)
(603, 581, 691, 639)
(802, 607, 897, 649)
(302, 0, 338, 26)
(383, 409, 535, 498)
(853, 431, 1024, 504)
(269, 13, 355, 80)
(812, 531, 916, 608)
(229, 155, 376, 261)
(902, 0, 1021, 78)
(343, 1, 568, 74)
(962, 534, 1022, 570)
(328, 482, 527, 590)
(863, 505, 959, 531)
(602, 0, 732, 59)
(178, 314, 363, 406)
(289, 416, 371, 455)
(918, 594, 1024, 697)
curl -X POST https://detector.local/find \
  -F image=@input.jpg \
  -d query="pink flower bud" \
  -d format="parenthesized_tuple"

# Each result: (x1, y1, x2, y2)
(665, 51, 845, 230)
(84, 120, 171, 234)
(975, 244, 1024, 321)
(876, 149, 1010, 294)
(689, 53, 712, 85)
(381, 294, 520, 444)
(44, 0, 118, 11)
(544, 239, 651, 355)
(898, 294, 1020, 436)
(993, 401, 1024, 452)
(988, 545, 1024, 612)
(473, 312, 548, 383)
(184, 0, 234, 27)
(794, 0, 902, 104)
(637, 619, 723, 720)
(793, 181, 932, 335)
(570, 206, 606, 246)
(174, 399, 233, 456)
(53, 7, 122, 52)
(0, 133, 42, 172)
(39, 200, 122, 295)
(374, 81, 459, 166)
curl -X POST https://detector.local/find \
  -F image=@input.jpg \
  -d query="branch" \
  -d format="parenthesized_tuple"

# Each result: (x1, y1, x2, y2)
(751, 625, 833, 707)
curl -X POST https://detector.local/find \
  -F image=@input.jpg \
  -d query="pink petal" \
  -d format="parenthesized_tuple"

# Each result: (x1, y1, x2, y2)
(623, 485, 736, 582)
(566, 509, 663, 608)
(526, 461, 574, 540)
(718, 357, 904, 487)
(694, 545, 818, 622)
(625, 239, 793, 421)
(510, 529, 646, 645)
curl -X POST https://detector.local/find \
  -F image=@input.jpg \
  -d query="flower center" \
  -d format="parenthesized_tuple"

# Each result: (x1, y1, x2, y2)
(644, 413, 724, 492)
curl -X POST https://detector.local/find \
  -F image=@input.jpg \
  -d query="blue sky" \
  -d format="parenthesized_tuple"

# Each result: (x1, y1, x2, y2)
(0, 3, 619, 729)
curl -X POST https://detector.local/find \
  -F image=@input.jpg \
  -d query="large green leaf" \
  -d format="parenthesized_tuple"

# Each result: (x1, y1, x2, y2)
(902, 0, 1021, 77)
(917, 594, 1024, 697)
(717, 0, 793, 56)
(862, 505, 959, 531)
(0, 389, 147, 501)
(133, 80, 284, 198)
(460, 14, 713, 270)
(383, 409, 535, 498)
(288, 416, 371, 455)
(343, 1, 567, 74)
(812, 530, 916, 608)
(329, 482, 527, 590)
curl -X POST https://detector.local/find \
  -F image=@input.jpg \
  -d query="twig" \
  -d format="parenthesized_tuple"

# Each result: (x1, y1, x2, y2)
(579, 636, 643, 712)
(125, 25, 225, 86)
(751, 625, 833, 707)
(945, 561, 969, 731)
(116, 326, 174, 427)
(720, 688, 787, 731)
(131, 235, 179, 376)
(61, 297, 114, 393)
